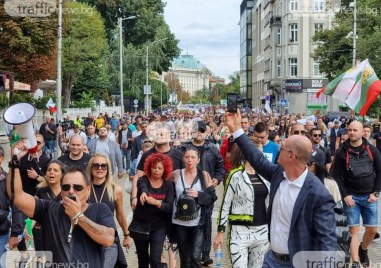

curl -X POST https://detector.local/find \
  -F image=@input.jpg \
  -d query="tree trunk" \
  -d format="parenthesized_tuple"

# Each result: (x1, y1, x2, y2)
(62, 73, 73, 108)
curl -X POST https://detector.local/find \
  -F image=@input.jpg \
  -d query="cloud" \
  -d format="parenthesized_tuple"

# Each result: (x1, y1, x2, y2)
(164, 0, 241, 80)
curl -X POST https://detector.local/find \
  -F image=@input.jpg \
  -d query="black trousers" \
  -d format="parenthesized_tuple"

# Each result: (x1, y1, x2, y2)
(202, 206, 213, 258)
(175, 224, 203, 268)
(134, 226, 166, 268)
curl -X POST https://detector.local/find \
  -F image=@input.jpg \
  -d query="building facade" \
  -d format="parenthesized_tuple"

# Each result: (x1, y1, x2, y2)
(239, 0, 255, 105)
(248, 0, 341, 114)
(165, 54, 210, 96)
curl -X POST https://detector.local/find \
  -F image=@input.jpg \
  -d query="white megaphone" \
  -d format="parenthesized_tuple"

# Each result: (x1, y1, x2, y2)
(3, 102, 38, 154)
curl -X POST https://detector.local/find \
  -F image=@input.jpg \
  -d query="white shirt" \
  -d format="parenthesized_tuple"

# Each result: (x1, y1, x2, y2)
(270, 168, 308, 254)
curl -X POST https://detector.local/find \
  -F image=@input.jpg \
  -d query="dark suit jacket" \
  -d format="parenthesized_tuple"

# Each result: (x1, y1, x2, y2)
(235, 133, 337, 261)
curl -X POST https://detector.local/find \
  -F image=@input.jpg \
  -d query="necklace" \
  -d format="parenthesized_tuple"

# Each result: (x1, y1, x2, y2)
(91, 183, 107, 203)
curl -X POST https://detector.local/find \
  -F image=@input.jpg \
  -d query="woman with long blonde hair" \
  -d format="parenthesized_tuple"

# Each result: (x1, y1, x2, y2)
(87, 153, 130, 268)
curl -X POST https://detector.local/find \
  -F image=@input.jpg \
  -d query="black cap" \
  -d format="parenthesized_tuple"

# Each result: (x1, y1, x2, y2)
(193, 121, 207, 133)
(309, 148, 326, 165)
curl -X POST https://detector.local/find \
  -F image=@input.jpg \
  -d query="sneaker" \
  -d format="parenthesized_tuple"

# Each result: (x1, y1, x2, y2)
(359, 244, 370, 267)
(374, 232, 380, 240)
(201, 256, 213, 267)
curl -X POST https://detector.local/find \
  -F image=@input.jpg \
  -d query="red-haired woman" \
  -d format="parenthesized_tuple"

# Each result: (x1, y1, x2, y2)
(132, 153, 174, 268)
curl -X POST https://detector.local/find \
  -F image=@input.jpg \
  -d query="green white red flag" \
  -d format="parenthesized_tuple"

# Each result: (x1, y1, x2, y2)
(316, 59, 381, 115)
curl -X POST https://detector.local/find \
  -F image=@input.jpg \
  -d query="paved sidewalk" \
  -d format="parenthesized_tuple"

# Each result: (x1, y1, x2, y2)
(117, 179, 381, 267)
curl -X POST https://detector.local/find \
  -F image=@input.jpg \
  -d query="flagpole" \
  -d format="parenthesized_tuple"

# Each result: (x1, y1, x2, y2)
(352, 0, 357, 66)
(56, 0, 63, 121)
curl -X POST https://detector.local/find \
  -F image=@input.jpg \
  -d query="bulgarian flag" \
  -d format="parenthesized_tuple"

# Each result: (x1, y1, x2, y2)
(316, 60, 367, 101)
(346, 60, 381, 115)
(317, 59, 381, 115)
(46, 97, 58, 113)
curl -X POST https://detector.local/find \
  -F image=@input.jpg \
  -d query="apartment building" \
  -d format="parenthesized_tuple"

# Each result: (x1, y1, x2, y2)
(245, 0, 341, 114)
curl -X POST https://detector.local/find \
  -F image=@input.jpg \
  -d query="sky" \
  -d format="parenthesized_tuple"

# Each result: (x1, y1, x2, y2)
(164, 0, 242, 82)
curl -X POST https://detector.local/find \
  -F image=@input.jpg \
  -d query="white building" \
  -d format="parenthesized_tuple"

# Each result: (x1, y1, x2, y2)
(245, 0, 341, 114)
(165, 54, 210, 96)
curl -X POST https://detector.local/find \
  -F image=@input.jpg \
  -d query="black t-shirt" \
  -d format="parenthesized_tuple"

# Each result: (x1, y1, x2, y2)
(58, 153, 91, 171)
(35, 187, 62, 202)
(137, 147, 184, 172)
(33, 199, 115, 267)
(249, 174, 268, 226)
(134, 176, 174, 230)
(19, 153, 50, 196)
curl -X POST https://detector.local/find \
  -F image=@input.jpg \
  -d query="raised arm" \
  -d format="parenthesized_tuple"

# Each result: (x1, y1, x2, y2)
(6, 165, 36, 218)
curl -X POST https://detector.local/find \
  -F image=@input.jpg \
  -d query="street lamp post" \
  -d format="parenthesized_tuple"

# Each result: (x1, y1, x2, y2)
(119, 15, 137, 116)
(352, 0, 357, 66)
(145, 38, 168, 113)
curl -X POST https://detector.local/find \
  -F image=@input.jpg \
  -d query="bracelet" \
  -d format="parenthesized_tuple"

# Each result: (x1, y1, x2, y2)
(131, 197, 137, 201)
(72, 212, 83, 225)
(124, 233, 130, 237)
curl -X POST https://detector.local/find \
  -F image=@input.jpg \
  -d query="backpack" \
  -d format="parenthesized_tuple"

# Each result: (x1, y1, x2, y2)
(346, 144, 374, 178)
(174, 169, 202, 221)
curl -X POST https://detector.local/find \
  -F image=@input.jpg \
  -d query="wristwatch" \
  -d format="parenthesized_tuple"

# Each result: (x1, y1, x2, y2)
(217, 226, 225, 233)
(374, 192, 379, 198)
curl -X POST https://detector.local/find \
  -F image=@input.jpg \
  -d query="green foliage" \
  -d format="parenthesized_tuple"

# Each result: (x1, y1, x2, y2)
(34, 96, 55, 110)
(312, 1, 381, 116)
(221, 72, 240, 98)
(79, 0, 181, 101)
(0, 94, 9, 109)
(10, 92, 34, 105)
(0, 3, 57, 89)
(72, 91, 96, 109)
(61, 2, 110, 108)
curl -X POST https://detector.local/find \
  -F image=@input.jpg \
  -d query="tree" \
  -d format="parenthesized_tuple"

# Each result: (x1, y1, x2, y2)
(61, 2, 110, 108)
(221, 72, 240, 98)
(312, 0, 381, 116)
(79, 0, 181, 103)
(0, 2, 57, 91)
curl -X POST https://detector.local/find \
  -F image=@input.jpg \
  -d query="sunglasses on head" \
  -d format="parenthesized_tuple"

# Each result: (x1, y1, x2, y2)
(61, 184, 85, 192)
(293, 130, 306, 135)
(313, 134, 322, 137)
(92, 163, 108, 170)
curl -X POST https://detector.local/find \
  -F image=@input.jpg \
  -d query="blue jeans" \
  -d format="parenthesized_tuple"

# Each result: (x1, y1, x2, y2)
(104, 242, 118, 268)
(0, 233, 9, 268)
(262, 250, 293, 268)
(343, 194, 378, 227)
(44, 140, 56, 159)
(120, 148, 131, 170)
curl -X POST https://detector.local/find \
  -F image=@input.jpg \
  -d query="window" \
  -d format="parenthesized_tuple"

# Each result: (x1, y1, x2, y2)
(277, 60, 282, 78)
(314, 23, 324, 33)
(289, 23, 298, 42)
(313, 60, 322, 76)
(277, 28, 281, 45)
(289, 0, 298, 11)
(289, 58, 298, 76)
(314, 0, 324, 12)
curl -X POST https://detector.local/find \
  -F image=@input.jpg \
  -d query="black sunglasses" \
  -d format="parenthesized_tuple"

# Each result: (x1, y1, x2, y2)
(92, 163, 108, 170)
(312, 134, 322, 137)
(37, 141, 42, 145)
(293, 130, 306, 135)
(61, 184, 85, 192)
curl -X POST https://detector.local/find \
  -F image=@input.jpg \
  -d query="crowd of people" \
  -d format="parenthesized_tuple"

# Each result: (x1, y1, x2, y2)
(0, 107, 379, 268)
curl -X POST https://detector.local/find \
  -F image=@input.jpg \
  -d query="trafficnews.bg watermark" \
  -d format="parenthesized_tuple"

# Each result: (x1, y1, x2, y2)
(288, 0, 379, 18)
(1, 250, 89, 268)
(293, 251, 381, 268)
(4, 0, 93, 18)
